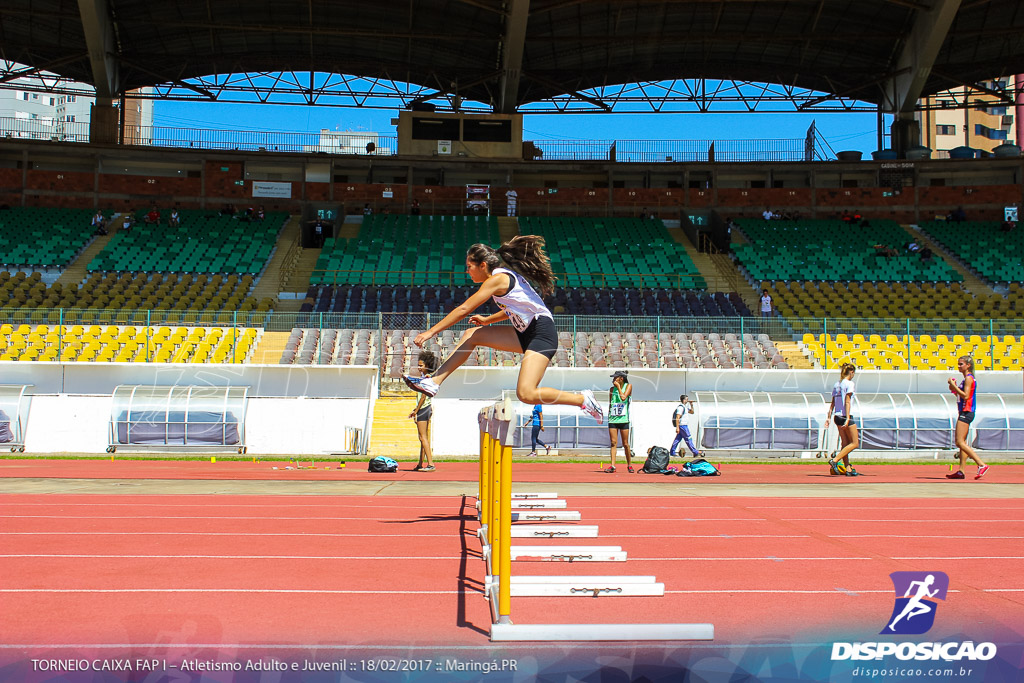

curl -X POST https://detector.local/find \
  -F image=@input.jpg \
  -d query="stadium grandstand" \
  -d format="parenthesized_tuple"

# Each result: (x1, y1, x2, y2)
(5, 2, 1024, 676)
(0, 0, 1022, 449)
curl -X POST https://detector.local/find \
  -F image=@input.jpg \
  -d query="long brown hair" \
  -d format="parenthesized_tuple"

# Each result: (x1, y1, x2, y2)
(418, 349, 438, 373)
(467, 235, 556, 297)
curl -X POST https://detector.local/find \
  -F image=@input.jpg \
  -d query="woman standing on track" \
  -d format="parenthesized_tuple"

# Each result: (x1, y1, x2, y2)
(403, 236, 604, 424)
(946, 355, 989, 480)
(409, 350, 438, 471)
(527, 403, 551, 457)
(825, 362, 860, 476)
(605, 370, 634, 473)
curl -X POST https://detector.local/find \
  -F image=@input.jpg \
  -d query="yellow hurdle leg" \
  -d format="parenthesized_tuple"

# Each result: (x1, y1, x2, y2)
(497, 440, 513, 622)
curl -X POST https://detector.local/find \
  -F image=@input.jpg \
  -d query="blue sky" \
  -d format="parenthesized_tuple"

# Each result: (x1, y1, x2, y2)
(153, 100, 886, 156)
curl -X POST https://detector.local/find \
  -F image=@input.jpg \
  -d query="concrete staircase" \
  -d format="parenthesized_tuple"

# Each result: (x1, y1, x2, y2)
(902, 224, 994, 296)
(54, 231, 116, 287)
(250, 216, 303, 304)
(497, 216, 519, 243)
(368, 391, 423, 458)
(775, 341, 816, 369)
(669, 229, 728, 291)
(249, 330, 291, 364)
(274, 245, 322, 313)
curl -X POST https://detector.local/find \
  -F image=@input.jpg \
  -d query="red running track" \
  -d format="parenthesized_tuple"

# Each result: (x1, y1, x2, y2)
(1, 493, 1022, 647)
(2, 459, 1022, 483)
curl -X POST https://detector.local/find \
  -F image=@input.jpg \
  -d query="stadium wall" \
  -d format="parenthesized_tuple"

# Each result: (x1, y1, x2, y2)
(7, 363, 1021, 456)
(1, 141, 1021, 220)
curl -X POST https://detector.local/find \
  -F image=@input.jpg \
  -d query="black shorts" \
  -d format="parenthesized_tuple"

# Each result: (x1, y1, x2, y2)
(608, 422, 631, 431)
(834, 415, 856, 427)
(416, 405, 432, 422)
(957, 411, 974, 425)
(514, 315, 557, 360)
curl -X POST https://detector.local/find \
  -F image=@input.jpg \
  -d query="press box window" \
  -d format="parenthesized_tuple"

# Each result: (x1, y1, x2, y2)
(463, 119, 512, 142)
(411, 118, 460, 141)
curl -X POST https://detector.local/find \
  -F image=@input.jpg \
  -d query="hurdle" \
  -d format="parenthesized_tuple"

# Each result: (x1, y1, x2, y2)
(477, 392, 714, 642)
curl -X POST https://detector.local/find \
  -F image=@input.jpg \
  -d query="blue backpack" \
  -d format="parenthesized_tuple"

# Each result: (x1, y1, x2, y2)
(677, 458, 720, 477)
(368, 456, 398, 473)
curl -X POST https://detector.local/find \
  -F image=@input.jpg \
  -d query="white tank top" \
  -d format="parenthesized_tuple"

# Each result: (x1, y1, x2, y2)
(491, 267, 552, 332)
(832, 379, 854, 416)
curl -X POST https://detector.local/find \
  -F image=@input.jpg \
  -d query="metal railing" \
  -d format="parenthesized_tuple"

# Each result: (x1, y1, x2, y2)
(0, 117, 823, 162)
(308, 269, 705, 288)
(1, 309, 1021, 370)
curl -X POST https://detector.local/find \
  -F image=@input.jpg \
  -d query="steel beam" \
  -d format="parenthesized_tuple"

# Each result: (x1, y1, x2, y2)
(76, 0, 119, 101)
(497, 0, 530, 113)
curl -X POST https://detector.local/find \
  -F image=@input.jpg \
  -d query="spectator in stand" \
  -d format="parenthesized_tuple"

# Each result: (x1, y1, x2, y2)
(255, 205, 265, 221)
(168, 207, 181, 228)
(120, 214, 134, 232)
(1000, 219, 1014, 233)
(949, 206, 967, 222)
(919, 247, 934, 264)
(91, 209, 107, 235)
(639, 207, 648, 220)
(411, 198, 421, 216)
(762, 207, 775, 221)
(144, 206, 161, 225)
(760, 289, 773, 318)
(363, 203, 373, 216)
(505, 188, 519, 217)
(906, 240, 920, 253)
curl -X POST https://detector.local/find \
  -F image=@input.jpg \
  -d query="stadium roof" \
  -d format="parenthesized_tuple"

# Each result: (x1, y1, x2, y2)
(2, 0, 1024, 113)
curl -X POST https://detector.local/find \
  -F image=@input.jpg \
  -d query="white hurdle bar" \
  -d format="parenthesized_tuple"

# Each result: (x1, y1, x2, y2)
(477, 393, 714, 642)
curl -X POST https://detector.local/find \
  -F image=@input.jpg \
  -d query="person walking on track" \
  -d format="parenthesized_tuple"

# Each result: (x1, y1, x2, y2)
(826, 362, 860, 476)
(527, 403, 550, 457)
(403, 236, 604, 424)
(946, 355, 989, 480)
(670, 394, 703, 458)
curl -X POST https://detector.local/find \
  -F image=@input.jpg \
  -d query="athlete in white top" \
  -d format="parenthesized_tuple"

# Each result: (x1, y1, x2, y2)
(403, 236, 603, 423)
(824, 362, 860, 476)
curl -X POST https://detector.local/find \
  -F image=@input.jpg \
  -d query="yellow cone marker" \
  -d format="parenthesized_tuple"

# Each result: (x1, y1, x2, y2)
(211, 456, 216, 463)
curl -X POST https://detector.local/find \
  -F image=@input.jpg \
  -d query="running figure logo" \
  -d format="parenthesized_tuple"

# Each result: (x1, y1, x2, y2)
(881, 571, 949, 635)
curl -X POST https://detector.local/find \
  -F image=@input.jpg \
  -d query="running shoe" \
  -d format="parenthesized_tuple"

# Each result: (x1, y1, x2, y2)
(581, 390, 604, 424)
(526, 451, 537, 457)
(845, 468, 860, 477)
(828, 458, 841, 476)
(627, 466, 635, 473)
(946, 470, 965, 479)
(403, 374, 439, 397)
(420, 465, 436, 472)
(545, 445, 551, 455)
(604, 465, 616, 473)
(975, 465, 990, 480)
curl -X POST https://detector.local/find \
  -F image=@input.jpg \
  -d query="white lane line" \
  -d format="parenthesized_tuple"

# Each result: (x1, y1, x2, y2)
(0, 553, 1015, 562)
(663, 589, 1024, 594)
(0, 589, 477, 594)
(0, 554, 459, 560)
(0, 515, 474, 521)
(833, 534, 1024, 539)
(4, 514, 1022, 524)
(0, 531, 808, 538)
(3, 587, 1019, 595)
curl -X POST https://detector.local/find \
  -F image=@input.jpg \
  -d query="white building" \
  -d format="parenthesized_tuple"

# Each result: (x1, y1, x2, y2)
(0, 68, 154, 142)
(303, 128, 382, 155)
